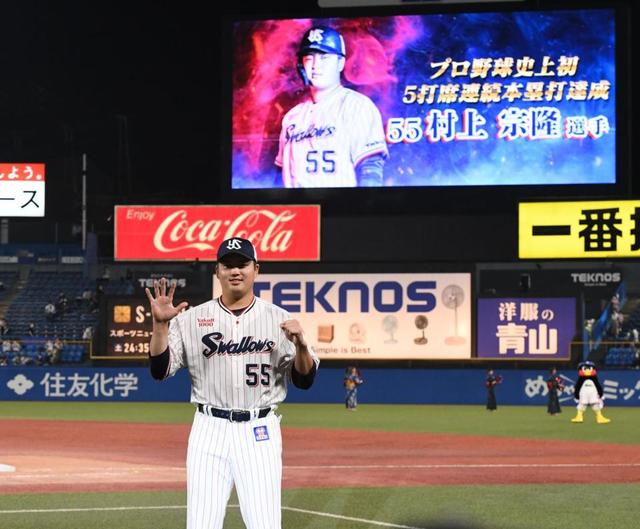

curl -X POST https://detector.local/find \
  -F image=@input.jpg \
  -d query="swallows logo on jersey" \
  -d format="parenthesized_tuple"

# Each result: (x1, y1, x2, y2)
(285, 124, 335, 143)
(201, 332, 275, 358)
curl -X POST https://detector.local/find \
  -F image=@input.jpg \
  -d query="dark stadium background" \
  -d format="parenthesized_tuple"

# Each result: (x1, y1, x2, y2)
(1, 0, 637, 264)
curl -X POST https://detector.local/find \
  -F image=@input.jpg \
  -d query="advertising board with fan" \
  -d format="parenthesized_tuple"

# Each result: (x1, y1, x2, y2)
(214, 273, 471, 359)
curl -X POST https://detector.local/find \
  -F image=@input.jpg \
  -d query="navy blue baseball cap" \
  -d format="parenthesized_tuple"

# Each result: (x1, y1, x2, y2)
(216, 237, 258, 262)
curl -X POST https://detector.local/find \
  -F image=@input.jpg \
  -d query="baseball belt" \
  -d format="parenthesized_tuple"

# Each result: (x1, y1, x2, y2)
(197, 403, 271, 422)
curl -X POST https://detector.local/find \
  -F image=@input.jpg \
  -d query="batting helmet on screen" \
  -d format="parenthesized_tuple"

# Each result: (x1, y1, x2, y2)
(297, 26, 346, 85)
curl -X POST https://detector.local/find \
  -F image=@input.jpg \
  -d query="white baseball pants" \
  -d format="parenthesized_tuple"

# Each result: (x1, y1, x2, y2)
(186, 411, 282, 529)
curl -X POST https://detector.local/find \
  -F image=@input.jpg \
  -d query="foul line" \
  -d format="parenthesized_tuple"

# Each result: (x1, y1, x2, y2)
(285, 462, 640, 469)
(0, 505, 187, 514)
(282, 506, 423, 529)
(0, 504, 422, 527)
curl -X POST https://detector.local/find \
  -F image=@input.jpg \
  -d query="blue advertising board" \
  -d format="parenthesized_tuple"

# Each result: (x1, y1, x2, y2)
(2, 367, 639, 407)
(477, 297, 576, 360)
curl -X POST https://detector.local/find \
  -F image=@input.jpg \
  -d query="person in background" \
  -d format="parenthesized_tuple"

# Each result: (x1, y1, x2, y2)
(11, 339, 22, 354)
(546, 367, 564, 416)
(344, 366, 364, 411)
(82, 326, 93, 340)
(56, 291, 69, 315)
(610, 293, 620, 312)
(485, 369, 503, 411)
(44, 339, 56, 365)
(44, 302, 57, 321)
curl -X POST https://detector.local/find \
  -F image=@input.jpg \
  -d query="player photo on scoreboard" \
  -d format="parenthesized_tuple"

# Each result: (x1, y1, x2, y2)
(230, 8, 616, 189)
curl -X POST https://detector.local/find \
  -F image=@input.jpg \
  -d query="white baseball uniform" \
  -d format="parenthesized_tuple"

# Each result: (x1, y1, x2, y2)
(275, 85, 388, 188)
(164, 295, 319, 529)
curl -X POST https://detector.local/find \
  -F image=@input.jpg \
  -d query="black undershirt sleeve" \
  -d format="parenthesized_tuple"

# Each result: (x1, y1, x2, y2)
(291, 362, 317, 390)
(149, 347, 170, 380)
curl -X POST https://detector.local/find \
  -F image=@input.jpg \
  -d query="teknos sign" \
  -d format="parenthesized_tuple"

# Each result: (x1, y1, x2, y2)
(114, 205, 321, 261)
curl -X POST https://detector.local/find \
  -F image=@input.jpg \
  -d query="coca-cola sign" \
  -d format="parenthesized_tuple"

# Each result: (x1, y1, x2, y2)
(114, 205, 321, 261)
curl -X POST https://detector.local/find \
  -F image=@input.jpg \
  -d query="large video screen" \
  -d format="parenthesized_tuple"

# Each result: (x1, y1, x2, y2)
(231, 8, 616, 189)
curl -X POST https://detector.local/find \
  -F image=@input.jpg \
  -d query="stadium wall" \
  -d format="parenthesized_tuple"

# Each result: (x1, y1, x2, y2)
(1, 367, 639, 407)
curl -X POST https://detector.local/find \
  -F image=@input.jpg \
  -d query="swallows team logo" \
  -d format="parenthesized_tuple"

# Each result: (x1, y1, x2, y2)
(201, 332, 275, 358)
(285, 124, 336, 143)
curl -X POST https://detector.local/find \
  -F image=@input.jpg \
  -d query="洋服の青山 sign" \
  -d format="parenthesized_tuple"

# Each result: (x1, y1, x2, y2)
(114, 205, 320, 261)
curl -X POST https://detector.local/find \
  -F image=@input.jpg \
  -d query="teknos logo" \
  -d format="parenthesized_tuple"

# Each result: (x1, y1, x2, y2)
(7, 374, 34, 395)
(255, 280, 438, 313)
(570, 272, 622, 285)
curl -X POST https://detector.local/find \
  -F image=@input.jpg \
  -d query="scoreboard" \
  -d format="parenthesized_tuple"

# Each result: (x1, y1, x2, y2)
(97, 295, 205, 360)
(97, 297, 154, 360)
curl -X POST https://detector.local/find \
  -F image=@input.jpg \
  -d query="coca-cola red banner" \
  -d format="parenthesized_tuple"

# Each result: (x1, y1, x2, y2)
(114, 205, 321, 261)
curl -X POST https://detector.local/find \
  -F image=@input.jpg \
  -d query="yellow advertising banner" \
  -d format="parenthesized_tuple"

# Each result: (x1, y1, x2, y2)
(519, 200, 640, 258)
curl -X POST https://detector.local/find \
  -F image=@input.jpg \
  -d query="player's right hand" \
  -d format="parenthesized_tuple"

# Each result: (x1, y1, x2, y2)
(145, 277, 189, 323)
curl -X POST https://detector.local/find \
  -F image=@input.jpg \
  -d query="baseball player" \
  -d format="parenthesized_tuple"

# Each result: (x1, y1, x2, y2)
(146, 237, 319, 529)
(275, 25, 388, 188)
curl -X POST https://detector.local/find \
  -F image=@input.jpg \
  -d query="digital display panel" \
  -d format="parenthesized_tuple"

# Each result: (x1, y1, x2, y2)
(98, 292, 208, 360)
(230, 8, 616, 189)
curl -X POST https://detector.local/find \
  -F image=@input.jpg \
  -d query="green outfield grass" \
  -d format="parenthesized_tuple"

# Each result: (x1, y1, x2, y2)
(1, 485, 639, 529)
(2, 402, 639, 528)
(2, 401, 640, 444)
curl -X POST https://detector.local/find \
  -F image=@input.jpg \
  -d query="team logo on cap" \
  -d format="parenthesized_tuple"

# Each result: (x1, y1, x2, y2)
(226, 239, 243, 250)
(307, 29, 324, 44)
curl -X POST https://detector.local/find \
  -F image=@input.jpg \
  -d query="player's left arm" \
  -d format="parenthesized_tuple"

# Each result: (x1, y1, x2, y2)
(351, 96, 389, 186)
(281, 318, 318, 388)
(356, 153, 386, 187)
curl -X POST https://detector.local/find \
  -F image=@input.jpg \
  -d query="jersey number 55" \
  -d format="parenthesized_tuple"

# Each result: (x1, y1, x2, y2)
(306, 150, 336, 173)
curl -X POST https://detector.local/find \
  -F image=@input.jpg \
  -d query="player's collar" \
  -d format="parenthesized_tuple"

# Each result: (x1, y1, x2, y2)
(310, 84, 343, 105)
(217, 296, 257, 317)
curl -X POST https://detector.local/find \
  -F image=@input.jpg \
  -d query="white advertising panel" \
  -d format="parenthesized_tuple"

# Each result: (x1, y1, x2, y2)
(0, 164, 45, 217)
(215, 273, 471, 360)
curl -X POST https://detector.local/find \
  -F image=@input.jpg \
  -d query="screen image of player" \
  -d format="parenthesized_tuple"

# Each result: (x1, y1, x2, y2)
(230, 8, 617, 189)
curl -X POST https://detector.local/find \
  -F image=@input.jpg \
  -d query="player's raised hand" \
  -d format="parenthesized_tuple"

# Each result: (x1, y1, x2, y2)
(145, 277, 188, 323)
(280, 319, 307, 348)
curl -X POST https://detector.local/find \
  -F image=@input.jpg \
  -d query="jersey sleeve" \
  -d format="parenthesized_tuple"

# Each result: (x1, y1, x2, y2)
(166, 316, 186, 378)
(349, 94, 389, 167)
